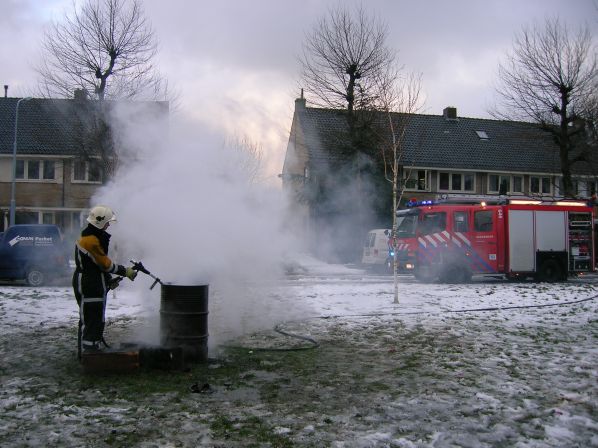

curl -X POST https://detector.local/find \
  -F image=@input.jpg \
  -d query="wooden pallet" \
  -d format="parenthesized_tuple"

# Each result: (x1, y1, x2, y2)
(80, 345, 187, 373)
(81, 349, 140, 374)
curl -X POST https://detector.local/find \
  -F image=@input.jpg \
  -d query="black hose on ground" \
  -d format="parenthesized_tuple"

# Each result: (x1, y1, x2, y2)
(221, 322, 319, 353)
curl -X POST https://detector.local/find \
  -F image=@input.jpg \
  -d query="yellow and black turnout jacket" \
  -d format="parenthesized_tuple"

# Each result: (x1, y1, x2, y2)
(73, 224, 127, 298)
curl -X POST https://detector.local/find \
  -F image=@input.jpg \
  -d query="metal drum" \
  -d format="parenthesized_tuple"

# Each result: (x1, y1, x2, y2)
(160, 284, 209, 363)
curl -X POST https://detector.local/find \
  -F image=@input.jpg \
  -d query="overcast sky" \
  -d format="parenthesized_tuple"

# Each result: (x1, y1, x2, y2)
(1, 0, 596, 180)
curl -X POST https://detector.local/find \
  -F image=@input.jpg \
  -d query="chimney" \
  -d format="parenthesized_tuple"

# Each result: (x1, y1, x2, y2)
(443, 106, 457, 120)
(74, 89, 88, 101)
(295, 88, 306, 110)
(4, 85, 7, 98)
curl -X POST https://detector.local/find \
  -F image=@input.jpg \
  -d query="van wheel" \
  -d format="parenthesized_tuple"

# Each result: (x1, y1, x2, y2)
(536, 260, 563, 283)
(26, 267, 46, 287)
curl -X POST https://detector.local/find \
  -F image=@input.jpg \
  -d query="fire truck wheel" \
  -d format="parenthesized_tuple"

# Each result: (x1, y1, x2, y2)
(440, 264, 471, 283)
(414, 268, 436, 282)
(460, 269, 472, 283)
(537, 260, 563, 283)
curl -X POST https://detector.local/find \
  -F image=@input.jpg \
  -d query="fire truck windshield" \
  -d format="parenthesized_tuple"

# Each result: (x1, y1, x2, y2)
(396, 215, 417, 237)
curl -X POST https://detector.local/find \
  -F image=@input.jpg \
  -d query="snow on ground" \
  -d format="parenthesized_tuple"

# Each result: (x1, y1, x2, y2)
(0, 256, 597, 447)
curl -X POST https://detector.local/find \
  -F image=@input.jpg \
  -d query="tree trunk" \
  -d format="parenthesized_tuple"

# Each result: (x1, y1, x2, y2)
(392, 153, 399, 304)
(559, 88, 574, 197)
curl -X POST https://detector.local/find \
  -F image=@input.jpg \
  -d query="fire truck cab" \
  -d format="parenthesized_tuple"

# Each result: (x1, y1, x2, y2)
(393, 198, 594, 282)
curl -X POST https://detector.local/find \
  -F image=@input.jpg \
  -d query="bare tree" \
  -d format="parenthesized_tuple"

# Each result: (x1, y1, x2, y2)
(299, 5, 405, 264)
(37, 0, 166, 101)
(223, 135, 264, 184)
(36, 0, 169, 183)
(375, 71, 423, 303)
(494, 18, 597, 197)
(299, 5, 398, 115)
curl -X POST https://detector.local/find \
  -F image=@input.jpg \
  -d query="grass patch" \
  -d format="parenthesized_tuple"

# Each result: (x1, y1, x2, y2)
(209, 414, 294, 447)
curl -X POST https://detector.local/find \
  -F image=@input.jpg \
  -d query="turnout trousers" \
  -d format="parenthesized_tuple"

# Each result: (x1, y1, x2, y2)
(73, 270, 108, 358)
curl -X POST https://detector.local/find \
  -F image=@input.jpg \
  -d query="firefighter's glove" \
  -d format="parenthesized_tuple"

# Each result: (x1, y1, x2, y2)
(125, 267, 138, 281)
(108, 277, 121, 290)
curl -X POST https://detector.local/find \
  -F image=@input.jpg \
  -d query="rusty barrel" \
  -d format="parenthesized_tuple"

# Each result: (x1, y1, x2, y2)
(160, 284, 209, 363)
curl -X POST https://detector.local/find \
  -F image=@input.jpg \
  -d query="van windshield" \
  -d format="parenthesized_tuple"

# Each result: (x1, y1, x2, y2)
(396, 215, 417, 237)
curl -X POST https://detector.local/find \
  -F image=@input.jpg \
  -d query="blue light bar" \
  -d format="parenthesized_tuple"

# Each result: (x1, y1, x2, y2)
(406, 199, 435, 207)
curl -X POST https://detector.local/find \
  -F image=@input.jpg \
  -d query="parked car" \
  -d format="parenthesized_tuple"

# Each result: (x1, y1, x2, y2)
(0, 224, 71, 286)
(361, 229, 391, 272)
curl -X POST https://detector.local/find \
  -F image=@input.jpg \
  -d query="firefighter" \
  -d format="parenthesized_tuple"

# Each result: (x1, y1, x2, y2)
(73, 205, 137, 357)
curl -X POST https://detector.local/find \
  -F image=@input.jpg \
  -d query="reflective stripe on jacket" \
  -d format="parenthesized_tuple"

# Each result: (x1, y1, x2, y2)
(73, 224, 126, 298)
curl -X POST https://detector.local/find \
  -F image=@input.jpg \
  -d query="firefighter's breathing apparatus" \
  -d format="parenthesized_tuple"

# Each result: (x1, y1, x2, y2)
(109, 260, 164, 290)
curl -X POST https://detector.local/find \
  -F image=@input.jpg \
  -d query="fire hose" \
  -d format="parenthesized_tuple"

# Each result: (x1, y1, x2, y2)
(109, 259, 164, 290)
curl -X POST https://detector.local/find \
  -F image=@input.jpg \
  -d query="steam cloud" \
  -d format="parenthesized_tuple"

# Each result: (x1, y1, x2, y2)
(91, 103, 309, 348)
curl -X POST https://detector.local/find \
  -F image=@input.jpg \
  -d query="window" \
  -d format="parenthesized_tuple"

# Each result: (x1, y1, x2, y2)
(73, 160, 85, 181)
(488, 174, 524, 194)
(530, 176, 551, 195)
(452, 173, 462, 190)
(42, 212, 54, 224)
(465, 174, 474, 191)
(69, 212, 83, 232)
(43, 162, 55, 180)
(556, 177, 591, 197)
(15, 212, 39, 225)
(396, 215, 417, 238)
(512, 176, 523, 193)
(364, 232, 375, 248)
(556, 177, 561, 195)
(488, 174, 507, 193)
(439, 172, 449, 190)
(572, 178, 590, 197)
(28, 161, 40, 179)
(16, 160, 24, 179)
(420, 212, 446, 235)
(89, 162, 101, 182)
(438, 172, 474, 192)
(72, 159, 102, 183)
(474, 210, 493, 232)
(572, 179, 580, 196)
(403, 169, 428, 191)
(12, 211, 57, 225)
(475, 130, 489, 140)
(453, 211, 469, 232)
(14, 160, 56, 181)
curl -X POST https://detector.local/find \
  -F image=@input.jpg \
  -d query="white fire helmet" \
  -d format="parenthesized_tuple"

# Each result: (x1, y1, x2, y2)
(86, 205, 117, 229)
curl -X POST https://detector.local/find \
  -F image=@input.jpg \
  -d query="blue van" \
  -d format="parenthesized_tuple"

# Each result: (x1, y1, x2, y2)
(0, 224, 70, 286)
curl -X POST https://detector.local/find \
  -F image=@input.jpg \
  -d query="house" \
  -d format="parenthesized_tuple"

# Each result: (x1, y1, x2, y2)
(0, 94, 168, 241)
(282, 96, 597, 261)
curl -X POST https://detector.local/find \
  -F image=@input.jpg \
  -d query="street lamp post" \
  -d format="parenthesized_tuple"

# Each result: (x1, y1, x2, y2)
(9, 97, 32, 227)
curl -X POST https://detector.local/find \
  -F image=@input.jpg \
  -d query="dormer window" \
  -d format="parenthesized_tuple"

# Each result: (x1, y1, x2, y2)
(475, 130, 489, 140)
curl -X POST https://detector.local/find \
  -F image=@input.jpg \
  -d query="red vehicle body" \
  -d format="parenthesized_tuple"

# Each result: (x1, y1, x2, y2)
(392, 198, 594, 282)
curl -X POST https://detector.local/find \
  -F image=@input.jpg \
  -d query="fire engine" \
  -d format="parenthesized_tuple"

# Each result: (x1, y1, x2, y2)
(392, 197, 594, 282)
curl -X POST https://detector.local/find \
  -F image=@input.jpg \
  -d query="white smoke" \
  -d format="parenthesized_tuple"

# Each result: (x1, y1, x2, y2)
(92, 103, 309, 348)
